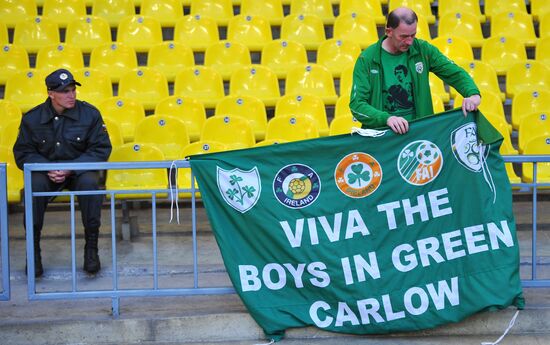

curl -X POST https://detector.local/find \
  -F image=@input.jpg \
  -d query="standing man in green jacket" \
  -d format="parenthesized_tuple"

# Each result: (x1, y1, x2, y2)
(349, 7, 481, 134)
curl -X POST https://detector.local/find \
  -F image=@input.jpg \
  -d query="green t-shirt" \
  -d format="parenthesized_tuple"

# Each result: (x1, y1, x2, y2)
(381, 49, 416, 119)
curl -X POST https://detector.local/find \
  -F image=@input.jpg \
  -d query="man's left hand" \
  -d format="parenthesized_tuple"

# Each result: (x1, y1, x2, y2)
(461, 94, 481, 117)
(47, 170, 73, 183)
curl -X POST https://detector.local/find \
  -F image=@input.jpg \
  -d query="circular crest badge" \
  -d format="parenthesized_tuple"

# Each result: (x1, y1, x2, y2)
(398, 140, 443, 186)
(273, 164, 321, 209)
(335, 153, 382, 198)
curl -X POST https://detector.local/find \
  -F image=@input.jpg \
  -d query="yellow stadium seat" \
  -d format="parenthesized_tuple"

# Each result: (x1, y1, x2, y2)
(388, 0, 436, 24)
(487, 116, 521, 185)
(265, 114, 320, 141)
(189, 0, 234, 26)
(0, 0, 38, 29)
(106, 143, 168, 199)
(91, 0, 135, 28)
(455, 89, 506, 126)
(540, 12, 550, 38)
(215, 95, 267, 141)
(280, 14, 326, 51)
(147, 41, 195, 82)
(0, 44, 30, 85)
(0, 145, 24, 203)
(430, 36, 474, 64)
(0, 100, 22, 130)
(432, 94, 445, 114)
(200, 115, 256, 149)
(0, 22, 7, 45)
(35, 44, 84, 75)
(118, 67, 169, 111)
(226, 14, 273, 52)
(65, 16, 112, 54)
(140, 0, 184, 27)
(204, 40, 252, 80)
(481, 36, 527, 76)
(229, 65, 280, 107)
(133, 115, 190, 160)
(518, 112, 550, 154)
(531, 0, 550, 22)
(42, 0, 86, 28)
(511, 89, 550, 130)
(484, 0, 528, 20)
(339, 65, 354, 97)
(89, 43, 138, 83)
(335, 95, 352, 117)
(338, 0, 386, 24)
(154, 96, 206, 142)
(285, 64, 338, 105)
(74, 68, 113, 106)
(490, 11, 537, 48)
(0, 119, 20, 149)
(429, 73, 449, 103)
(506, 60, 550, 99)
(117, 15, 163, 53)
(329, 115, 360, 135)
(260, 39, 308, 79)
(275, 93, 329, 136)
(239, 0, 284, 25)
(174, 66, 225, 108)
(437, 0, 485, 23)
(174, 15, 220, 52)
(97, 96, 146, 142)
(290, 0, 335, 25)
(13, 17, 60, 54)
(521, 135, 550, 184)
(316, 38, 361, 77)
(413, 13, 432, 41)
(332, 12, 378, 49)
(4, 69, 47, 112)
(455, 60, 505, 101)
(482, 111, 512, 135)
(101, 117, 124, 148)
(535, 36, 550, 65)
(437, 12, 484, 48)
(254, 138, 289, 147)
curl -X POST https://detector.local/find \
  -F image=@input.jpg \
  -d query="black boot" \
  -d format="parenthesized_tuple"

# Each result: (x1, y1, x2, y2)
(83, 228, 101, 274)
(26, 230, 43, 278)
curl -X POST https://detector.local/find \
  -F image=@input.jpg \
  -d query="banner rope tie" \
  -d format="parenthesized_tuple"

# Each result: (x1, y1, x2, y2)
(168, 161, 180, 224)
(254, 339, 275, 345)
(481, 310, 520, 345)
(351, 127, 387, 137)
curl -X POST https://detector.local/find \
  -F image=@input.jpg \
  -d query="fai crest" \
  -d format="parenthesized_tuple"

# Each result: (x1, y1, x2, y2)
(398, 140, 443, 186)
(415, 62, 424, 74)
(217, 166, 261, 213)
(451, 123, 487, 172)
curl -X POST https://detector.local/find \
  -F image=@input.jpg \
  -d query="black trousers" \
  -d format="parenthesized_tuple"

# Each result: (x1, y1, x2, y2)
(26, 171, 103, 235)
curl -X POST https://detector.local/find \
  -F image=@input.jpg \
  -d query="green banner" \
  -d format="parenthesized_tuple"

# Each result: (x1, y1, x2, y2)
(189, 110, 524, 341)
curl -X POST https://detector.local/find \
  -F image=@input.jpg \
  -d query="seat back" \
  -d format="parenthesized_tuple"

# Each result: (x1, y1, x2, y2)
(74, 68, 113, 106)
(265, 114, 320, 141)
(35, 43, 84, 75)
(456, 60, 504, 100)
(432, 94, 445, 114)
(490, 11, 537, 47)
(339, 65, 354, 97)
(437, 0, 485, 22)
(91, 0, 135, 28)
(134, 115, 190, 160)
(261, 39, 308, 79)
(101, 117, 124, 148)
(532, 0, 550, 22)
(329, 115, 360, 135)
(189, 0, 234, 26)
(511, 89, 550, 129)
(174, 66, 225, 108)
(317, 38, 361, 77)
(285, 64, 337, 105)
(437, 12, 485, 48)
(333, 12, 378, 49)
(13, 17, 60, 53)
(430, 35, 474, 63)
(535, 36, 550, 65)
(388, 0, 436, 23)
(0, 145, 24, 203)
(481, 36, 527, 76)
(0, 0, 37, 28)
(65, 16, 112, 54)
(0, 100, 22, 131)
(240, 0, 284, 25)
(338, 0, 385, 24)
(89, 43, 138, 83)
(42, 0, 87, 28)
(154, 95, 206, 142)
(429, 73, 450, 103)
(335, 95, 352, 117)
(4, 69, 47, 112)
(97, 96, 146, 142)
(0, 119, 21, 149)
(204, 40, 252, 80)
(0, 44, 30, 84)
(539, 12, 550, 38)
(118, 67, 169, 110)
(226, 14, 273, 52)
(506, 60, 550, 99)
(147, 41, 195, 82)
(229, 65, 281, 107)
(200, 115, 256, 149)
(290, 0, 335, 24)
(174, 15, 220, 52)
(215, 95, 267, 141)
(455, 89, 505, 119)
(518, 112, 550, 153)
(521, 135, 550, 183)
(280, 14, 326, 50)
(275, 93, 328, 135)
(484, 0, 528, 20)
(117, 15, 163, 52)
(140, 0, 184, 26)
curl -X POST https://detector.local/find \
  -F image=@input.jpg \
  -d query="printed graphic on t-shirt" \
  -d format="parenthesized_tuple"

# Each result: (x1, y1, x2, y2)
(383, 64, 414, 114)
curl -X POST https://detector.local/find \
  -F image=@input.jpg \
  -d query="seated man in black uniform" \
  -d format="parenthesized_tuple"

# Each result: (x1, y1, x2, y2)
(13, 68, 112, 277)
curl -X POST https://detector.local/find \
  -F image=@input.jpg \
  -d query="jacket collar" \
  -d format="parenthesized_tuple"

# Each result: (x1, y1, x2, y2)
(40, 98, 80, 124)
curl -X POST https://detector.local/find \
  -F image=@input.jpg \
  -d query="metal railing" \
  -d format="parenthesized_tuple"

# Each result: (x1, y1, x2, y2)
(0, 164, 10, 301)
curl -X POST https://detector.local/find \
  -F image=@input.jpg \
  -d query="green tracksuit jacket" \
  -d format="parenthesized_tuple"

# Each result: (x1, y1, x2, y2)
(349, 36, 481, 129)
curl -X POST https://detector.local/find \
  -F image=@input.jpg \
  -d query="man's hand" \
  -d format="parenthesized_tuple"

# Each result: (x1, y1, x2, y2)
(387, 116, 409, 134)
(47, 170, 72, 183)
(461, 94, 481, 117)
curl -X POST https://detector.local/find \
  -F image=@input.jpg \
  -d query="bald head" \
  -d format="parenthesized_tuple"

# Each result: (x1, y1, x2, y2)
(386, 7, 418, 29)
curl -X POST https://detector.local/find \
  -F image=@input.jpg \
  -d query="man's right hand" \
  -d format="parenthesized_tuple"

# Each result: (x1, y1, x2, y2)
(47, 170, 72, 183)
(387, 116, 409, 134)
